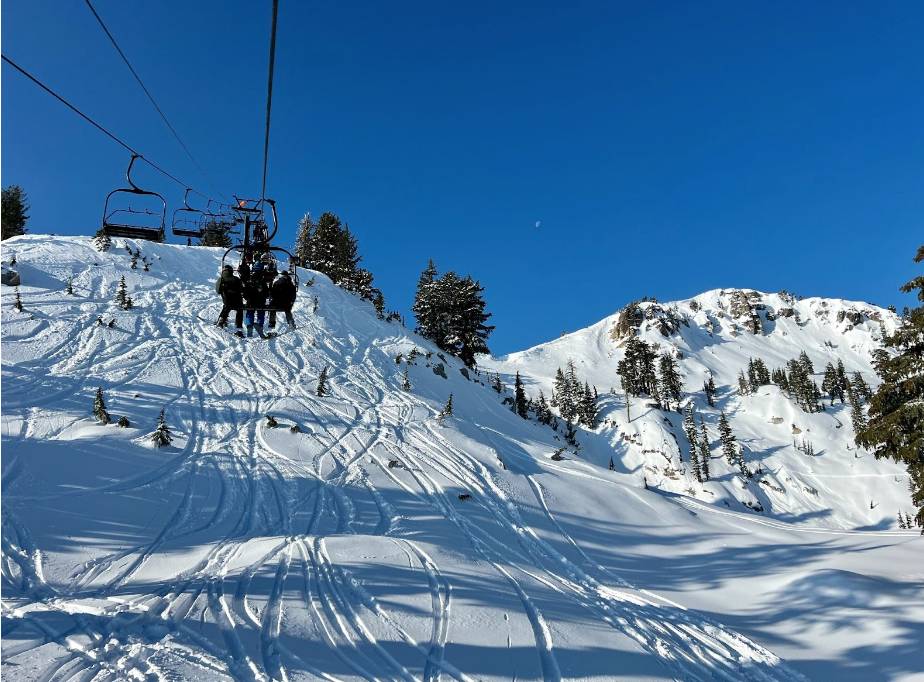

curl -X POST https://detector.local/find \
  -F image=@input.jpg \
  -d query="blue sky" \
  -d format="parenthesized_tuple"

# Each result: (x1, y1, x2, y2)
(3, 1, 922, 354)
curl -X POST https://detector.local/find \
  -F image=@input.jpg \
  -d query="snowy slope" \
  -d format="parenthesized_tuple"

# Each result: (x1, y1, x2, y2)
(1, 235, 922, 682)
(482, 290, 912, 531)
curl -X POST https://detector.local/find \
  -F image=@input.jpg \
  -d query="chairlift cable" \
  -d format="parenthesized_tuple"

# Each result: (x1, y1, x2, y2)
(1, 53, 204, 196)
(260, 0, 279, 202)
(83, 0, 229, 202)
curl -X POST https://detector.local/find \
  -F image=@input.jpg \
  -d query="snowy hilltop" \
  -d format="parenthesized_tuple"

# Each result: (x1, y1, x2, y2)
(1, 235, 922, 682)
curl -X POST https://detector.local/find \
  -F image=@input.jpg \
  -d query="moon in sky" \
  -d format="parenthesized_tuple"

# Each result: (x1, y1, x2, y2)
(535, 220, 542, 229)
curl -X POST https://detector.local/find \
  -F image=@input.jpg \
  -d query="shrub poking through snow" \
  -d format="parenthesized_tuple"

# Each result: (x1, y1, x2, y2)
(151, 408, 172, 447)
(289, 424, 301, 433)
(65, 277, 75, 295)
(401, 368, 411, 391)
(13, 287, 23, 311)
(117, 415, 130, 428)
(93, 387, 110, 425)
(265, 415, 278, 428)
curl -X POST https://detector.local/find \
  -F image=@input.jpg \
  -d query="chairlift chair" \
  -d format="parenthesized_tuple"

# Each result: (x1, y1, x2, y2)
(101, 154, 167, 242)
(172, 188, 207, 239)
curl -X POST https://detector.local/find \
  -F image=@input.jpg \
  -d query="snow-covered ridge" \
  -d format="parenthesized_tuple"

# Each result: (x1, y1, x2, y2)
(2, 235, 921, 681)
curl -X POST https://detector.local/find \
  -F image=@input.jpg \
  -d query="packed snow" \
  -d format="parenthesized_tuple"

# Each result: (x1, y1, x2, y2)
(2, 235, 922, 681)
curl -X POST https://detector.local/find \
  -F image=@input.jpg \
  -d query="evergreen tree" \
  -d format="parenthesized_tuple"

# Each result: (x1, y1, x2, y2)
(534, 391, 553, 425)
(618, 337, 658, 397)
(13, 287, 23, 312)
(93, 228, 112, 252)
(1, 185, 29, 239)
(492, 373, 504, 393)
(563, 418, 578, 448)
(898, 511, 907, 529)
(65, 276, 75, 295)
(856, 245, 924, 529)
(747, 358, 759, 389)
(658, 352, 683, 410)
(412, 264, 494, 368)
(698, 420, 711, 481)
(439, 393, 454, 420)
(851, 371, 872, 403)
(200, 220, 233, 248)
(704, 376, 717, 407)
(514, 372, 529, 418)
(718, 411, 739, 467)
(821, 363, 840, 404)
(848, 384, 868, 437)
(316, 366, 329, 396)
(682, 403, 697, 465)
(115, 275, 129, 308)
(402, 368, 411, 391)
(738, 371, 751, 396)
(753, 358, 771, 385)
(93, 387, 110, 424)
(798, 350, 815, 377)
(578, 382, 598, 427)
(151, 408, 172, 447)
(130, 252, 139, 269)
(608, 456, 615, 471)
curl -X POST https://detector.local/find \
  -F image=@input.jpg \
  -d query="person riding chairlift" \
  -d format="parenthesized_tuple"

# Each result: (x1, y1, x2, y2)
(243, 262, 270, 338)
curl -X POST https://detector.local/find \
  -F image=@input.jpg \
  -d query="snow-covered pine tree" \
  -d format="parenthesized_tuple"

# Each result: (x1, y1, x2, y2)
(93, 228, 111, 252)
(115, 275, 129, 308)
(514, 372, 529, 418)
(316, 366, 329, 397)
(848, 384, 867, 437)
(704, 375, 717, 407)
(821, 363, 839, 404)
(753, 358, 771, 385)
(151, 408, 172, 447)
(851, 371, 872, 402)
(857, 244, 924, 529)
(738, 371, 751, 396)
(492, 373, 504, 393)
(93, 387, 110, 424)
(130, 252, 139, 269)
(718, 411, 739, 467)
(898, 511, 907, 529)
(682, 403, 697, 465)
(13, 287, 23, 311)
(698, 419, 711, 481)
(65, 276, 74, 295)
(798, 350, 814, 377)
(402, 368, 411, 391)
(579, 382, 598, 427)
(658, 352, 682, 411)
(439, 394, 454, 420)
(563, 418, 578, 448)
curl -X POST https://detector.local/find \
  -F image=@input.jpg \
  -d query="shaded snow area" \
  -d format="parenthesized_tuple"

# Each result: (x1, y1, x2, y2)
(2, 235, 922, 681)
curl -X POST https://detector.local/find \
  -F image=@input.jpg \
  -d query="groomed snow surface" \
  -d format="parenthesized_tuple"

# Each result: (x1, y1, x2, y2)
(2, 235, 922, 682)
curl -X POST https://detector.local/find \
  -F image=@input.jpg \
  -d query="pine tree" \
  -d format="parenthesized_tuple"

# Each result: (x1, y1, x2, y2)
(618, 337, 657, 397)
(704, 376, 717, 407)
(698, 420, 711, 481)
(857, 245, 924, 529)
(738, 371, 751, 396)
(851, 371, 872, 402)
(848, 385, 867, 437)
(130, 252, 139, 269)
(578, 382, 598, 427)
(13, 287, 23, 311)
(658, 353, 683, 410)
(439, 394, 454, 420)
(492, 373, 503, 393)
(151, 408, 172, 447)
(199, 220, 233, 248)
(93, 228, 111, 252)
(65, 276, 75, 295)
(563, 418, 578, 448)
(718, 411, 738, 463)
(534, 391, 552, 425)
(1, 185, 29, 239)
(514, 372, 529, 418)
(682, 403, 697, 465)
(798, 350, 814, 377)
(115, 275, 129, 308)
(608, 456, 615, 471)
(402, 368, 411, 391)
(898, 511, 907, 529)
(93, 387, 110, 424)
(753, 358, 771, 386)
(822, 363, 841, 404)
(316, 366, 329, 397)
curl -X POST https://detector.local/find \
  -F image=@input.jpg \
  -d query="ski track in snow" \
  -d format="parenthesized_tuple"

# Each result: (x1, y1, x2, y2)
(5, 236, 903, 681)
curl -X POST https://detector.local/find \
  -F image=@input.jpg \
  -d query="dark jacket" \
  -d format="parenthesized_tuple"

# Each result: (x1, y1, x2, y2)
(270, 275, 297, 309)
(216, 271, 243, 305)
(243, 277, 269, 309)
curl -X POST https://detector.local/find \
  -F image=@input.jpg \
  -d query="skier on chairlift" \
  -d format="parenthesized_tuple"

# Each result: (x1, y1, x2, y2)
(243, 262, 270, 338)
(215, 264, 244, 335)
(269, 270, 297, 329)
